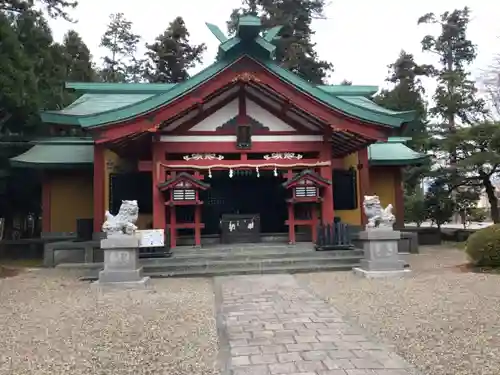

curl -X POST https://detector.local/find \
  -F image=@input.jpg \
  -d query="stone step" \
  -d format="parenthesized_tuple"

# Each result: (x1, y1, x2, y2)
(80, 262, 360, 280)
(142, 254, 362, 274)
(169, 249, 363, 261)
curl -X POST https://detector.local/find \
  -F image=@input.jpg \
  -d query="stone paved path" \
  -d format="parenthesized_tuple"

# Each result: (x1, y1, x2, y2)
(214, 274, 419, 375)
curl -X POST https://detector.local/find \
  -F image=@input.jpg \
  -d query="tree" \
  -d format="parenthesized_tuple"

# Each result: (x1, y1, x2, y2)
(340, 79, 352, 85)
(227, 0, 333, 84)
(0, 12, 38, 134)
(144, 16, 206, 83)
(418, 8, 487, 166)
(375, 50, 431, 151)
(404, 191, 427, 227)
(440, 121, 500, 223)
(62, 30, 95, 83)
(425, 179, 455, 230)
(100, 13, 141, 83)
(482, 52, 500, 118)
(374, 50, 432, 195)
(0, 0, 77, 20)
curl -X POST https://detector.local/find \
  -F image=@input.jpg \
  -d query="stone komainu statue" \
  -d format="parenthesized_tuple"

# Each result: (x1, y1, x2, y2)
(363, 195, 395, 229)
(102, 200, 139, 237)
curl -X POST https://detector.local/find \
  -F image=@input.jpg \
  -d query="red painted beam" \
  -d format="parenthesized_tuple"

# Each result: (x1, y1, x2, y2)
(162, 158, 327, 168)
(158, 141, 323, 154)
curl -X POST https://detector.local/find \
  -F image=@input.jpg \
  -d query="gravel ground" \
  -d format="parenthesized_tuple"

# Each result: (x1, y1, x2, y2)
(0, 270, 218, 375)
(297, 246, 500, 375)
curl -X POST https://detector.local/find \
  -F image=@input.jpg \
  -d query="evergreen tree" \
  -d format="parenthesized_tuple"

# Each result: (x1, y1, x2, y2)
(374, 50, 432, 195)
(100, 13, 141, 83)
(0, 0, 77, 20)
(144, 16, 206, 83)
(63, 30, 95, 83)
(375, 50, 431, 150)
(0, 12, 38, 134)
(418, 7, 486, 164)
(228, 0, 333, 84)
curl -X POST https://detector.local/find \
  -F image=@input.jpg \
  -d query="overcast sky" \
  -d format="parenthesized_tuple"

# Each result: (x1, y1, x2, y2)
(48, 0, 499, 92)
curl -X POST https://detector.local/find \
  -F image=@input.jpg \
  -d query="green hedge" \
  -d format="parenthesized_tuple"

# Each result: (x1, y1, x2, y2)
(465, 224, 500, 267)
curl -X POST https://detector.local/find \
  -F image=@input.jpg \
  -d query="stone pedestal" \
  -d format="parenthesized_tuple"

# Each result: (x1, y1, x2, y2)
(92, 236, 150, 289)
(353, 229, 411, 278)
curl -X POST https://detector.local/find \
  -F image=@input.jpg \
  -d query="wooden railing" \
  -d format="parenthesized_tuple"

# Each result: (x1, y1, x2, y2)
(315, 222, 354, 251)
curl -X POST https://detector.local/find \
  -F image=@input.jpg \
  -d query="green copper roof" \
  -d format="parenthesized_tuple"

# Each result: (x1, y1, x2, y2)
(10, 138, 93, 169)
(368, 137, 428, 166)
(10, 137, 426, 168)
(66, 82, 176, 93)
(41, 18, 416, 129)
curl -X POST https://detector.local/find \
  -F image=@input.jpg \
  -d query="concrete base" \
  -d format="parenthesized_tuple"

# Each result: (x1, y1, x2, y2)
(91, 276, 151, 290)
(353, 267, 412, 279)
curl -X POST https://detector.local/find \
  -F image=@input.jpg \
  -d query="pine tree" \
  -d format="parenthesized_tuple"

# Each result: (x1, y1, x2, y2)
(228, 0, 333, 84)
(144, 16, 206, 83)
(99, 13, 141, 83)
(63, 30, 95, 83)
(418, 7, 486, 164)
(375, 50, 431, 150)
(374, 51, 432, 195)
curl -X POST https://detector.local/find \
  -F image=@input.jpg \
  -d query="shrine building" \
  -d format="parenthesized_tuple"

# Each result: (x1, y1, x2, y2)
(11, 17, 427, 247)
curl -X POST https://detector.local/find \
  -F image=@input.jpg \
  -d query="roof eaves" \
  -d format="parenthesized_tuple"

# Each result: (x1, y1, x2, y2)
(317, 85, 379, 97)
(260, 59, 410, 128)
(42, 57, 235, 128)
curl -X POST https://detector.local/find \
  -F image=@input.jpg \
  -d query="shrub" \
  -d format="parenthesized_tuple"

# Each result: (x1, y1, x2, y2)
(465, 224, 500, 267)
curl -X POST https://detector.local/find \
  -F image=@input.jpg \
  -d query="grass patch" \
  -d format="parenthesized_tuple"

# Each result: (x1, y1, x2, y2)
(0, 259, 43, 268)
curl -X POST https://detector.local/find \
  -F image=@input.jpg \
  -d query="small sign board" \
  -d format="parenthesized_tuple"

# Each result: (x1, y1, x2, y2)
(137, 229, 165, 248)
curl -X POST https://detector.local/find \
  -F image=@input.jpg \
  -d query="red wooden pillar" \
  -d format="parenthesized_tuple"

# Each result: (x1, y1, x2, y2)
(169, 205, 176, 248)
(311, 205, 318, 242)
(320, 142, 334, 224)
(394, 167, 405, 229)
(287, 203, 296, 244)
(93, 144, 105, 233)
(194, 205, 202, 247)
(152, 139, 166, 229)
(41, 172, 51, 233)
(358, 147, 370, 227)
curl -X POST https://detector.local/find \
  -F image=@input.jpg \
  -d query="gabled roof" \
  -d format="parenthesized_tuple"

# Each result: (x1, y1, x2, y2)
(41, 17, 416, 130)
(282, 169, 332, 189)
(158, 172, 210, 191)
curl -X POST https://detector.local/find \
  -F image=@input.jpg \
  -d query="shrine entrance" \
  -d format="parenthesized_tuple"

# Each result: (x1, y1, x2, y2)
(200, 170, 288, 236)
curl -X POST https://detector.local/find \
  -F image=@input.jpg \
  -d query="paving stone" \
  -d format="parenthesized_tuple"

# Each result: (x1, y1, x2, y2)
(277, 352, 302, 363)
(312, 342, 338, 350)
(250, 354, 278, 365)
(269, 362, 298, 374)
(350, 358, 384, 369)
(328, 350, 356, 359)
(295, 360, 326, 372)
(231, 346, 262, 356)
(232, 364, 270, 375)
(217, 275, 417, 375)
(294, 335, 318, 343)
(301, 350, 330, 361)
(285, 343, 313, 352)
(233, 356, 251, 366)
(323, 359, 355, 370)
